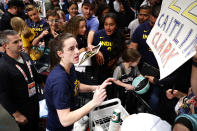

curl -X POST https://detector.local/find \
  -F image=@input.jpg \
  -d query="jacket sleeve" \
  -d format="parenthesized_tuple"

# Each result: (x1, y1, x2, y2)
(0, 68, 18, 114)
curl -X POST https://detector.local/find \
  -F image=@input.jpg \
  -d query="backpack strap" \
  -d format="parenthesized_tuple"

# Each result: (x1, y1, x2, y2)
(132, 67, 137, 77)
(120, 63, 126, 76)
(120, 63, 137, 77)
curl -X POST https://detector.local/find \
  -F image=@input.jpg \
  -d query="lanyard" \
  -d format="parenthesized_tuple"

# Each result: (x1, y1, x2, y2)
(15, 61, 33, 83)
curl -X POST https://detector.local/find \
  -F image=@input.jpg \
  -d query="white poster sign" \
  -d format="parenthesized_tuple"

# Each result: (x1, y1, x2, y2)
(147, 0, 197, 79)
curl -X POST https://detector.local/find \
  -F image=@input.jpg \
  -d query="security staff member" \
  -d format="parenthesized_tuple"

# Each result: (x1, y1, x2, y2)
(0, 30, 42, 131)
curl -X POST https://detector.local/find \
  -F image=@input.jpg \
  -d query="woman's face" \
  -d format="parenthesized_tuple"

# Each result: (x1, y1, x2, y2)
(27, 9, 40, 23)
(104, 17, 117, 36)
(68, 4, 78, 17)
(78, 20, 86, 36)
(60, 37, 79, 64)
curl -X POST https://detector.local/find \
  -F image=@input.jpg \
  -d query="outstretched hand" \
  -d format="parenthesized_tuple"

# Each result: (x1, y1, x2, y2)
(40, 29, 49, 38)
(87, 44, 94, 51)
(145, 75, 155, 84)
(100, 78, 115, 89)
(92, 86, 107, 107)
(166, 89, 179, 99)
(96, 51, 104, 65)
(92, 78, 115, 107)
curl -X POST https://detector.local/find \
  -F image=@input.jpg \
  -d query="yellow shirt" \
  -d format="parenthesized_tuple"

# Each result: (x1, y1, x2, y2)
(21, 29, 43, 61)
(21, 29, 35, 48)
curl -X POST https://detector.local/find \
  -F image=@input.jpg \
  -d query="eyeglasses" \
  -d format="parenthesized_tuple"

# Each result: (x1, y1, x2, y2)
(48, 19, 59, 23)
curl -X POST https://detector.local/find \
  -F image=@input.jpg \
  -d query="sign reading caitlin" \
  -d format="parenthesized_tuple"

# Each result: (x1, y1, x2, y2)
(147, 0, 197, 79)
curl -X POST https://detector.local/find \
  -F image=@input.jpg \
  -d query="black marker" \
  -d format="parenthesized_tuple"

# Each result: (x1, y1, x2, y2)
(171, 86, 175, 94)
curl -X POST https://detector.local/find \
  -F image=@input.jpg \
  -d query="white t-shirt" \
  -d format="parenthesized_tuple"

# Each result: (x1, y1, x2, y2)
(128, 19, 140, 39)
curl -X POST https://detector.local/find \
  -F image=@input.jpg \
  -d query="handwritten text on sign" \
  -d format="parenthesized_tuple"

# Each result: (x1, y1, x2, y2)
(147, 0, 197, 79)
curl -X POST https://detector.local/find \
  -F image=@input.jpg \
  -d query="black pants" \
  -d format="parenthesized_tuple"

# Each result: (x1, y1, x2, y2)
(18, 101, 39, 131)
